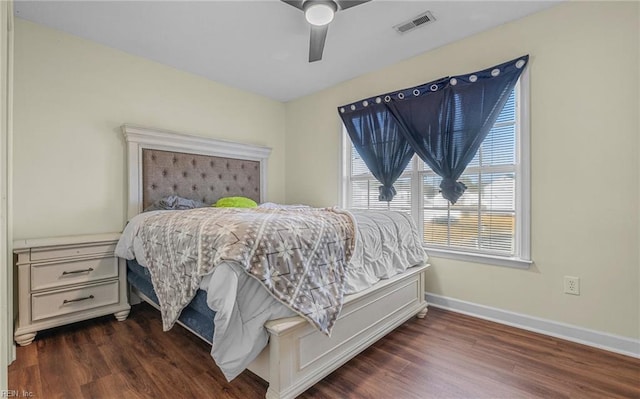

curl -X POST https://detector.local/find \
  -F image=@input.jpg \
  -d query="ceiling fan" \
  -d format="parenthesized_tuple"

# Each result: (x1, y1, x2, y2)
(281, 0, 372, 62)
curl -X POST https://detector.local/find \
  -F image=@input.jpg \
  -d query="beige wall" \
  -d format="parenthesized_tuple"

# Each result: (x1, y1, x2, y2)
(13, 19, 286, 240)
(285, 2, 639, 339)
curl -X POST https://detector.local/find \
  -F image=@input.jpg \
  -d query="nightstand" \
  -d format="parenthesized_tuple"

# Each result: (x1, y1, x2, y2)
(13, 233, 130, 346)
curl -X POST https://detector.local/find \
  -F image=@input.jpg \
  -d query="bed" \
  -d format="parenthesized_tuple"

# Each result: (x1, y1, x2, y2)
(117, 124, 429, 399)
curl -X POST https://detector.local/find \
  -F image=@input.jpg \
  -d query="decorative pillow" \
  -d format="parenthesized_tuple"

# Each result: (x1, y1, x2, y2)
(214, 196, 258, 208)
(144, 195, 207, 212)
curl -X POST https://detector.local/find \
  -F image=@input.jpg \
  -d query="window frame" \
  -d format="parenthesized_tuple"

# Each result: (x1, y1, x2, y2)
(339, 70, 532, 269)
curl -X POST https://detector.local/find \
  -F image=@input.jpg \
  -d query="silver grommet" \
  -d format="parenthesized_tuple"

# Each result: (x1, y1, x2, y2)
(516, 59, 526, 69)
(430, 84, 438, 91)
(469, 75, 477, 82)
(413, 89, 420, 96)
(491, 68, 500, 77)
(450, 78, 457, 86)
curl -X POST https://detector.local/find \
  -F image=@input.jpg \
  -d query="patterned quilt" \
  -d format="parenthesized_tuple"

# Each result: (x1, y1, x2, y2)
(139, 207, 355, 335)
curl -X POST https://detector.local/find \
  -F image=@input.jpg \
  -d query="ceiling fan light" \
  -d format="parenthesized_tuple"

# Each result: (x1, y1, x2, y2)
(305, 3, 335, 26)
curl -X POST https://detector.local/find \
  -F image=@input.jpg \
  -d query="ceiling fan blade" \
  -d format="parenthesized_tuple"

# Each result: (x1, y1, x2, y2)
(309, 24, 329, 62)
(335, 0, 371, 10)
(281, 0, 304, 11)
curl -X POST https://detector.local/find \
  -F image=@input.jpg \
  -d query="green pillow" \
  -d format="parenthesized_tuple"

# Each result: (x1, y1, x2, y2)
(214, 196, 258, 208)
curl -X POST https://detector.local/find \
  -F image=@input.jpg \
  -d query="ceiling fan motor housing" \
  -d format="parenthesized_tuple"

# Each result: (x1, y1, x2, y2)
(303, 0, 338, 26)
(303, 0, 338, 13)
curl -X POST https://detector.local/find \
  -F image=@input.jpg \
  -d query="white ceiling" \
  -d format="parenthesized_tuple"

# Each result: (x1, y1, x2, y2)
(14, 0, 559, 102)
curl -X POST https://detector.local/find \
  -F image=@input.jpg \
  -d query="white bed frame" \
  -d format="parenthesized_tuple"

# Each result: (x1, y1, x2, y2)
(121, 124, 429, 399)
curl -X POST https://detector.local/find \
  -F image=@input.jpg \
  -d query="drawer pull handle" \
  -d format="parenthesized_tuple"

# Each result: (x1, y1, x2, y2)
(62, 268, 94, 275)
(62, 295, 95, 305)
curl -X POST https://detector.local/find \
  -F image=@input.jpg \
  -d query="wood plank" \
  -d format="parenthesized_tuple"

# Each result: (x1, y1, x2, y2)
(8, 303, 640, 398)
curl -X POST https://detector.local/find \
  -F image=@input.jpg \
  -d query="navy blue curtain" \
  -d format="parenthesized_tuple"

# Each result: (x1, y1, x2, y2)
(339, 55, 528, 205)
(338, 100, 414, 201)
(386, 56, 528, 203)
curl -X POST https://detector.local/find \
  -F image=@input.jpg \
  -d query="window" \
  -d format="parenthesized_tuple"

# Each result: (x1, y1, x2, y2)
(341, 74, 531, 268)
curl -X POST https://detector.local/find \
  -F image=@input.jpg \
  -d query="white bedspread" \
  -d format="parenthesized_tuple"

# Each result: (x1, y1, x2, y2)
(115, 208, 426, 380)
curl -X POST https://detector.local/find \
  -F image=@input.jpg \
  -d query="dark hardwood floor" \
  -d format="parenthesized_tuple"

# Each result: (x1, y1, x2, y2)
(8, 303, 640, 398)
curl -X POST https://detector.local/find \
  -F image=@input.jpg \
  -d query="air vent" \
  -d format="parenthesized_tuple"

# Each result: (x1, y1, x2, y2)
(393, 11, 435, 34)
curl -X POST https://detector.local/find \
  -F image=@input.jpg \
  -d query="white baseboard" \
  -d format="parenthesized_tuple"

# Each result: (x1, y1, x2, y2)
(425, 293, 640, 359)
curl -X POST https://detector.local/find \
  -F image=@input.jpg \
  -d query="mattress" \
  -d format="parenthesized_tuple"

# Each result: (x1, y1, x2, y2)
(116, 207, 427, 380)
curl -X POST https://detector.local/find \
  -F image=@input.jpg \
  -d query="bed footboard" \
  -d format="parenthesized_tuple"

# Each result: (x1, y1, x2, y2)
(247, 264, 429, 399)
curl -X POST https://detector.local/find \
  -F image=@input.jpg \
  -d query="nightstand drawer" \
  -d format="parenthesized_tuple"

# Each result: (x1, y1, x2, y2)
(30, 242, 117, 262)
(31, 280, 120, 322)
(31, 257, 118, 291)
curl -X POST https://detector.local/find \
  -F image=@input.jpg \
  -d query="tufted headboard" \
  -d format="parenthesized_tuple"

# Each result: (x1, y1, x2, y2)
(141, 149, 261, 209)
(122, 125, 271, 220)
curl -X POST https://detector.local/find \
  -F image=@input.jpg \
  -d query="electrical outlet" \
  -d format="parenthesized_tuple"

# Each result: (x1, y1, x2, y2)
(564, 276, 580, 295)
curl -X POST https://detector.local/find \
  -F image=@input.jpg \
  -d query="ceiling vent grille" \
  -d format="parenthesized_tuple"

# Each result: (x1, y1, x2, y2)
(393, 11, 435, 34)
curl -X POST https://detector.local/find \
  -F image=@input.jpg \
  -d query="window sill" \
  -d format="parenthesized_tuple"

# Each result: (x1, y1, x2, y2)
(424, 247, 533, 269)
